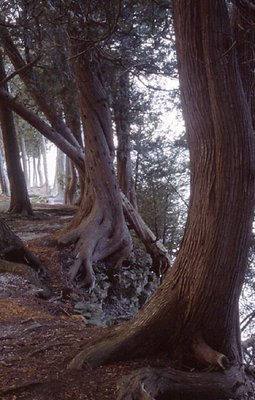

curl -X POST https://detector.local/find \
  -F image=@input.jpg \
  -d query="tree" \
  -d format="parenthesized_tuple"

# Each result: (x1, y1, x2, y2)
(0, 50, 33, 215)
(68, 1, 255, 398)
(110, 67, 137, 208)
(58, 38, 132, 288)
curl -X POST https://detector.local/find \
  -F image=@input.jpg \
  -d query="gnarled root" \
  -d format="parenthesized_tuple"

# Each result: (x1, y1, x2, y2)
(117, 365, 247, 400)
(58, 205, 132, 289)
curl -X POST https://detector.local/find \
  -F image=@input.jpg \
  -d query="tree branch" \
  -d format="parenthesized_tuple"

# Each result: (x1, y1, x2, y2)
(0, 55, 41, 86)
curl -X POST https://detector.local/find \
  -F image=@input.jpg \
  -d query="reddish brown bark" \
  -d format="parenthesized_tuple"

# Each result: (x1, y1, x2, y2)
(68, 1, 255, 398)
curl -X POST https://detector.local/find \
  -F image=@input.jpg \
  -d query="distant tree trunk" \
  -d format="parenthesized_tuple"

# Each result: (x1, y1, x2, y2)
(62, 91, 82, 204)
(37, 152, 44, 187)
(20, 136, 29, 186)
(41, 137, 49, 194)
(58, 45, 132, 289)
(32, 156, 37, 187)
(0, 144, 9, 196)
(68, 2, 255, 398)
(64, 157, 77, 204)
(0, 52, 33, 215)
(111, 69, 137, 208)
(53, 148, 65, 198)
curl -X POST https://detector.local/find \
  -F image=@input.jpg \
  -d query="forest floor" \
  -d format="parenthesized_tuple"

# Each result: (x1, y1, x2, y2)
(0, 195, 171, 400)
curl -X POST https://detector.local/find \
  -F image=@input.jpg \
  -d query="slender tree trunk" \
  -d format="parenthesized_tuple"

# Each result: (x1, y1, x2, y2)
(20, 136, 29, 186)
(37, 152, 44, 187)
(0, 144, 9, 196)
(62, 88, 82, 204)
(32, 156, 37, 187)
(0, 52, 33, 215)
(111, 69, 137, 208)
(68, 2, 255, 398)
(41, 137, 49, 194)
(53, 148, 65, 198)
(64, 157, 77, 205)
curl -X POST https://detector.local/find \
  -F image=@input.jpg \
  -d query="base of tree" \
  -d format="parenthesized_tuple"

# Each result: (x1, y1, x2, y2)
(116, 365, 252, 400)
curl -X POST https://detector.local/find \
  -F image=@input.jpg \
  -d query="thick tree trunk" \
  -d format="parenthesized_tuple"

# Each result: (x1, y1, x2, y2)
(68, 1, 255, 398)
(0, 52, 33, 216)
(58, 45, 132, 289)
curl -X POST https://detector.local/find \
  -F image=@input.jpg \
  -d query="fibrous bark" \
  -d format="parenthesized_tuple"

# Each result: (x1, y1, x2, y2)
(58, 45, 132, 289)
(68, 1, 255, 398)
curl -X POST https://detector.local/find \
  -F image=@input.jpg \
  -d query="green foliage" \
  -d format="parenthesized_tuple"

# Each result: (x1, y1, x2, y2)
(134, 133, 189, 256)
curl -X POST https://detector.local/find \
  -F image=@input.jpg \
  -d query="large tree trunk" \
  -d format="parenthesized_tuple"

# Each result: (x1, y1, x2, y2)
(58, 45, 132, 289)
(0, 52, 33, 216)
(68, 1, 255, 398)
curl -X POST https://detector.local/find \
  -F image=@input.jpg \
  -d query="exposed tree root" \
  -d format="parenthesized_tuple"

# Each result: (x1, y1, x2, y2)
(58, 202, 132, 290)
(0, 259, 52, 298)
(116, 365, 249, 400)
(0, 217, 47, 275)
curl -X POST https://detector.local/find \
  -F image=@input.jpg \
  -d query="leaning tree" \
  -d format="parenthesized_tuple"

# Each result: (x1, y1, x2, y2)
(67, 1, 255, 398)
